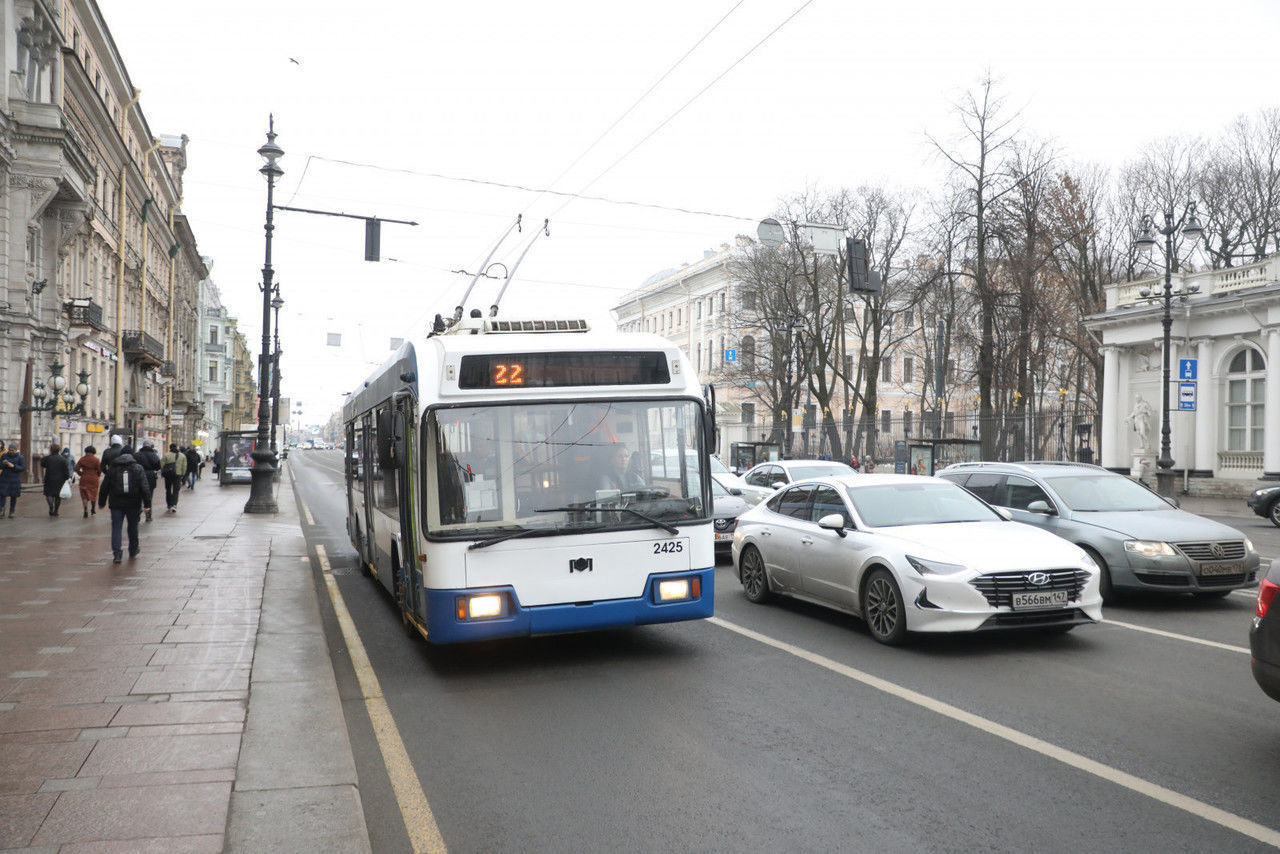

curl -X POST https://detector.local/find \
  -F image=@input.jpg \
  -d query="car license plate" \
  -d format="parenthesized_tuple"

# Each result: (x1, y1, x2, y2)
(1011, 590, 1069, 610)
(715, 532, 732, 541)
(1199, 562, 1241, 576)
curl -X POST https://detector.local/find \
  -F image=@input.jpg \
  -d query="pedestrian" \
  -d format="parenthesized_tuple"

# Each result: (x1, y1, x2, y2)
(850, 454, 860, 472)
(212, 448, 223, 475)
(60, 445, 75, 479)
(135, 438, 162, 522)
(101, 434, 125, 468)
(160, 443, 187, 512)
(0, 440, 25, 519)
(40, 443, 73, 516)
(184, 446, 201, 489)
(74, 446, 102, 518)
(98, 444, 149, 563)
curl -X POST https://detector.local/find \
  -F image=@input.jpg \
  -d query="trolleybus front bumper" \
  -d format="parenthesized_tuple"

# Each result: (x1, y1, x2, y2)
(421, 567, 714, 644)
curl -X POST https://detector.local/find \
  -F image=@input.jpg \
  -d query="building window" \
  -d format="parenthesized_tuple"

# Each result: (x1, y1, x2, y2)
(209, 326, 218, 346)
(881, 409, 891, 434)
(741, 335, 755, 371)
(676, 308, 681, 327)
(207, 360, 218, 383)
(903, 357, 914, 384)
(696, 301, 701, 320)
(742, 402, 755, 425)
(1226, 347, 1266, 452)
(696, 342, 702, 371)
(881, 357, 891, 383)
(720, 293, 726, 312)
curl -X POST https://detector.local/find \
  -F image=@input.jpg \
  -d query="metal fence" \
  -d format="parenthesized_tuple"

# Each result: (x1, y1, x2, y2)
(718, 408, 1099, 466)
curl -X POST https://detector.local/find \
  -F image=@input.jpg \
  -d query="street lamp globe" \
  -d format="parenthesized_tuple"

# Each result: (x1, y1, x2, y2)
(1133, 216, 1158, 255)
(1181, 207, 1204, 243)
(61, 388, 75, 406)
(33, 381, 47, 403)
(49, 372, 65, 392)
(75, 371, 89, 398)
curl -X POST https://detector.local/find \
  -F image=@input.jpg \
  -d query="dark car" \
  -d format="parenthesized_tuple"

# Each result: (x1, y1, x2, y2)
(712, 478, 751, 555)
(1246, 483, 1280, 527)
(1251, 559, 1280, 702)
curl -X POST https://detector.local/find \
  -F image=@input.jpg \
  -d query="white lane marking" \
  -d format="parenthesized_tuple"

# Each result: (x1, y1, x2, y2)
(708, 616, 1280, 848)
(1233, 590, 1259, 601)
(317, 544, 447, 854)
(1101, 618, 1250, 655)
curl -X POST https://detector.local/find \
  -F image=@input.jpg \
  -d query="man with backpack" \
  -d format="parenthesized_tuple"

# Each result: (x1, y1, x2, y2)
(184, 446, 201, 490)
(160, 444, 187, 512)
(135, 438, 162, 522)
(98, 445, 151, 563)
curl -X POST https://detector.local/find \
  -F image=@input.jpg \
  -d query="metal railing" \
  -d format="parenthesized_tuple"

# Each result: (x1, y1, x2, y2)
(122, 329, 164, 364)
(66, 298, 110, 333)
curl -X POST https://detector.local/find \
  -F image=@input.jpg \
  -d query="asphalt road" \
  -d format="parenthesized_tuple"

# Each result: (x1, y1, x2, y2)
(289, 450, 1280, 853)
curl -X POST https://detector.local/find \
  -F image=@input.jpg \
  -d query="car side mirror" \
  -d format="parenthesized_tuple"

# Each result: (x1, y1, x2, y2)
(1026, 500, 1056, 515)
(817, 513, 847, 537)
(993, 507, 1013, 521)
(771, 480, 786, 489)
(729, 487, 743, 496)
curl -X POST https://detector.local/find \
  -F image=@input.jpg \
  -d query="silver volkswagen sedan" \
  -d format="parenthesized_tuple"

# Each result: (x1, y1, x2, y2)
(731, 474, 1102, 645)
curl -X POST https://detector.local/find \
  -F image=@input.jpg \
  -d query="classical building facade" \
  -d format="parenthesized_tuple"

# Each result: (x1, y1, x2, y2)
(0, 0, 216, 477)
(1089, 255, 1280, 492)
(198, 271, 233, 438)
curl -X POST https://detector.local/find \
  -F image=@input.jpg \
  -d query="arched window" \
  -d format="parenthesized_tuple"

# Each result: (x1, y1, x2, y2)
(1226, 347, 1266, 452)
(741, 335, 756, 371)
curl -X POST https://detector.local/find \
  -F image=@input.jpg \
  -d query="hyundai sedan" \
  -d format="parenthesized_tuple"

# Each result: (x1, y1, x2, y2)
(731, 474, 1103, 645)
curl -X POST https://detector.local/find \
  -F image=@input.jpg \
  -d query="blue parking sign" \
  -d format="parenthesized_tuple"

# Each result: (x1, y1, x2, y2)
(725, 348, 736, 362)
(1179, 359, 1197, 380)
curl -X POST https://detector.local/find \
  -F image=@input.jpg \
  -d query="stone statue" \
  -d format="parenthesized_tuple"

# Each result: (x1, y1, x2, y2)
(1127, 395, 1154, 449)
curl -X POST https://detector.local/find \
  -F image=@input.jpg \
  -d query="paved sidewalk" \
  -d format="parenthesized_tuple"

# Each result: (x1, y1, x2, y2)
(0, 467, 370, 853)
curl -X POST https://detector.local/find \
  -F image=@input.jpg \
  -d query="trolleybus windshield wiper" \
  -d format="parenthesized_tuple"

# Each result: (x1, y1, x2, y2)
(534, 506, 679, 535)
(467, 526, 554, 551)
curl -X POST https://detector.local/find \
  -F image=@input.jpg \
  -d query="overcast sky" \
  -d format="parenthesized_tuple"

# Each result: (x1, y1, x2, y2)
(99, 0, 1280, 427)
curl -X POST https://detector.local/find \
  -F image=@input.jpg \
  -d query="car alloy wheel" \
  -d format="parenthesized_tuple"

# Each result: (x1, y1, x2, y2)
(862, 568, 907, 645)
(1270, 498, 1280, 528)
(740, 546, 771, 604)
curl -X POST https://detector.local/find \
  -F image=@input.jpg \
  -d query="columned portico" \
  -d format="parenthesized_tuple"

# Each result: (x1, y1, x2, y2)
(1192, 339, 1215, 476)
(1101, 346, 1121, 469)
(1264, 328, 1280, 480)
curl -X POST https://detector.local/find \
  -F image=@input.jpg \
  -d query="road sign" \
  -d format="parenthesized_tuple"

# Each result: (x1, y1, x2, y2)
(725, 348, 736, 363)
(1179, 359, 1197, 381)
(1178, 382, 1197, 411)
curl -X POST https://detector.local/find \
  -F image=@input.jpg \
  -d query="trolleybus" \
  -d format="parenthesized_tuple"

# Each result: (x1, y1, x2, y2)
(342, 314, 715, 643)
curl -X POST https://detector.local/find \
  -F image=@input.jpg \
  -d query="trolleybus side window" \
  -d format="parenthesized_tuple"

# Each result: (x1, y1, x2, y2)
(421, 398, 708, 540)
(375, 405, 398, 509)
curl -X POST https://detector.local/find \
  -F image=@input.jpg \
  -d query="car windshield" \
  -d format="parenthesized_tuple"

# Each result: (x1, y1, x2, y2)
(711, 478, 729, 498)
(709, 456, 729, 474)
(1044, 474, 1170, 511)
(789, 463, 854, 479)
(423, 398, 708, 538)
(845, 480, 1001, 527)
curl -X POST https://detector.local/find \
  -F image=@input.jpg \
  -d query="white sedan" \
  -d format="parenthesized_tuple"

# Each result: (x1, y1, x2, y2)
(731, 474, 1102, 645)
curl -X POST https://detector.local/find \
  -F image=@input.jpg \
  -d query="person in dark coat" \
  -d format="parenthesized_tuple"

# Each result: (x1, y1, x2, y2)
(161, 444, 187, 511)
(41, 442, 73, 517)
(212, 448, 223, 475)
(0, 441, 25, 519)
(98, 447, 150, 563)
(101, 434, 125, 468)
(184, 446, 201, 489)
(75, 446, 102, 518)
(135, 439, 162, 522)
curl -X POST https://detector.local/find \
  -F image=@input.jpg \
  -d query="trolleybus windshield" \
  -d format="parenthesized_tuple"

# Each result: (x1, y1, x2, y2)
(423, 398, 707, 540)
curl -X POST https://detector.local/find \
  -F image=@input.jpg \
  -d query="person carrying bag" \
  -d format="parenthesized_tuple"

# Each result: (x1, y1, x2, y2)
(161, 444, 187, 512)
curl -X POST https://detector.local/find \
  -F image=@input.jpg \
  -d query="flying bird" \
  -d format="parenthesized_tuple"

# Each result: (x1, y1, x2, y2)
(288, 57, 301, 65)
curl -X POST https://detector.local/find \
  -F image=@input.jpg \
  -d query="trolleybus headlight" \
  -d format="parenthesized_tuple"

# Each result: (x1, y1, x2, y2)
(656, 576, 700, 602)
(457, 594, 504, 620)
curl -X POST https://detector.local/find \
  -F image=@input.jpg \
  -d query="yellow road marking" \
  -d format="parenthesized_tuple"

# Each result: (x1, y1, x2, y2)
(1102, 618, 1250, 654)
(708, 616, 1280, 848)
(317, 544, 447, 853)
(299, 498, 316, 527)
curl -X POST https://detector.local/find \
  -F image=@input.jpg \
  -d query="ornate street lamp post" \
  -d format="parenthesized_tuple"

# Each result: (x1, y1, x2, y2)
(20, 360, 90, 416)
(1132, 202, 1204, 499)
(246, 117, 283, 514)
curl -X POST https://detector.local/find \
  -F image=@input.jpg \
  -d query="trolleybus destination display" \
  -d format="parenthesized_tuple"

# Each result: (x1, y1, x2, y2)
(458, 351, 671, 389)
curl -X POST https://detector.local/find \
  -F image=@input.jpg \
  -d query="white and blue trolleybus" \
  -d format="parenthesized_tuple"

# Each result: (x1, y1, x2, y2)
(342, 314, 715, 643)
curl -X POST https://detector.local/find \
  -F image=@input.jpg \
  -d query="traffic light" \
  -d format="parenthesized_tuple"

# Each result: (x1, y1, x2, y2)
(364, 218, 381, 262)
(847, 237, 881, 296)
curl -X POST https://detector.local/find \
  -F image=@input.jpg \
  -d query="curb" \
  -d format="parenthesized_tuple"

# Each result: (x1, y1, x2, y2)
(224, 465, 373, 853)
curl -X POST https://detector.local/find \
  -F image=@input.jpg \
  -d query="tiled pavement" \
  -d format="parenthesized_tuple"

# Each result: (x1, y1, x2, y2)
(0, 468, 370, 853)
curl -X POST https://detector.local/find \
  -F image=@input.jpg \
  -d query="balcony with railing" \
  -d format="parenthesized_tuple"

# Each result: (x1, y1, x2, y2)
(122, 329, 165, 368)
(66, 298, 111, 334)
(1107, 256, 1280, 310)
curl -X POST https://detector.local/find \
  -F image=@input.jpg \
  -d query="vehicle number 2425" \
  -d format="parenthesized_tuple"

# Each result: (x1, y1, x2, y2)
(653, 541, 684, 554)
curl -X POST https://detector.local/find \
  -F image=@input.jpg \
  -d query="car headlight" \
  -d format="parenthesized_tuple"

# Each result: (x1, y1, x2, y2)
(906, 555, 968, 575)
(1123, 539, 1177, 558)
(1246, 537, 1256, 553)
